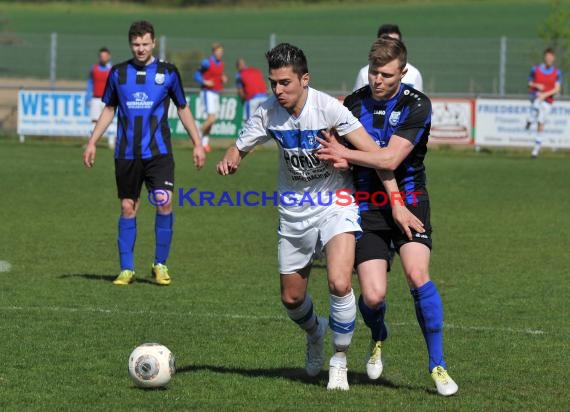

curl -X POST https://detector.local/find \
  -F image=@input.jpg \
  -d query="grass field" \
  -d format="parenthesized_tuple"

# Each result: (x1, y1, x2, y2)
(0, 1, 557, 93)
(0, 138, 568, 411)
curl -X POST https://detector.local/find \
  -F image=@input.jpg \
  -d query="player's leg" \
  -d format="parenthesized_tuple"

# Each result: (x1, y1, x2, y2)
(200, 91, 218, 152)
(355, 229, 391, 380)
(530, 100, 544, 158)
(114, 159, 143, 285)
(145, 155, 175, 285)
(279, 220, 327, 377)
(394, 201, 458, 396)
(320, 207, 361, 390)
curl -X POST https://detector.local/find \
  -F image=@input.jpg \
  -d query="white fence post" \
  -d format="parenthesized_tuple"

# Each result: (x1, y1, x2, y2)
(499, 36, 507, 96)
(50, 32, 57, 89)
(159, 35, 166, 61)
(269, 33, 276, 50)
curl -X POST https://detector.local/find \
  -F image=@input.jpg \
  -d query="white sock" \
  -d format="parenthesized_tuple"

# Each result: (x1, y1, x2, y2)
(202, 136, 210, 146)
(532, 132, 542, 156)
(329, 289, 356, 352)
(330, 351, 347, 368)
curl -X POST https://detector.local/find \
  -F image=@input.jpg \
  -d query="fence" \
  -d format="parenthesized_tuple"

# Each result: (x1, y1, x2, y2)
(0, 32, 566, 95)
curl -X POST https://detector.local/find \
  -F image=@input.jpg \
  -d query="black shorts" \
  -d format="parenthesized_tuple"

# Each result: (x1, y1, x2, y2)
(355, 202, 432, 267)
(115, 154, 174, 200)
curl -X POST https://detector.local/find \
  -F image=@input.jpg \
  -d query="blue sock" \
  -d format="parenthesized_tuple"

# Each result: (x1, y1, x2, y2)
(118, 217, 136, 271)
(410, 280, 446, 371)
(358, 294, 388, 342)
(154, 212, 173, 265)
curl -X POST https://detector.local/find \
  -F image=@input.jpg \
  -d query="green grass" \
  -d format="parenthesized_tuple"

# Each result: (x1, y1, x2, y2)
(0, 1, 557, 93)
(0, 138, 568, 410)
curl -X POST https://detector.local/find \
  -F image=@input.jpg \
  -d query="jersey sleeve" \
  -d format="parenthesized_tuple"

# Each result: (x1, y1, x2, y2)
(529, 66, 537, 82)
(168, 65, 188, 108)
(556, 68, 562, 84)
(235, 107, 270, 152)
(102, 67, 118, 107)
(394, 96, 432, 145)
(327, 97, 362, 136)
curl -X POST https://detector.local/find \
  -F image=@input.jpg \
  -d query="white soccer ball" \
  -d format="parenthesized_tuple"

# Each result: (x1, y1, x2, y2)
(128, 343, 175, 388)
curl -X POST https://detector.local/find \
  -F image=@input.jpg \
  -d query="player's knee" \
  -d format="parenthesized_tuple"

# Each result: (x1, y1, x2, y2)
(157, 203, 172, 214)
(405, 268, 430, 288)
(361, 290, 386, 308)
(280, 290, 305, 309)
(121, 200, 137, 218)
(328, 277, 351, 297)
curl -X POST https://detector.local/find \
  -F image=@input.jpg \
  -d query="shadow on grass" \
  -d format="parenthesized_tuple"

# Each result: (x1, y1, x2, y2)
(177, 364, 426, 391)
(58, 273, 156, 285)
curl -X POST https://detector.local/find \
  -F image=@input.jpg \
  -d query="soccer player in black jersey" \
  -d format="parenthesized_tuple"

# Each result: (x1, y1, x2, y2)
(318, 36, 458, 396)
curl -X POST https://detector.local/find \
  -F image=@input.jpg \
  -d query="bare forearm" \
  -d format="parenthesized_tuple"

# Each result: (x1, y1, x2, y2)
(178, 106, 202, 147)
(344, 148, 398, 171)
(89, 106, 115, 144)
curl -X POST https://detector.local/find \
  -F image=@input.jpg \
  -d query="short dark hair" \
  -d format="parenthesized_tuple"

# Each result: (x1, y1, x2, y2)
(99, 47, 110, 54)
(544, 47, 555, 55)
(377, 24, 402, 39)
(369, 35, 407, 70)
(265, 43, 308, 77)
(128, 20, 155, 42)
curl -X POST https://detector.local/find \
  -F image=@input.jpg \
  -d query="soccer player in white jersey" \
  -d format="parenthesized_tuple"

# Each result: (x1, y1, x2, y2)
(353, 24, 423, 92)
(217, 43, 417, 391)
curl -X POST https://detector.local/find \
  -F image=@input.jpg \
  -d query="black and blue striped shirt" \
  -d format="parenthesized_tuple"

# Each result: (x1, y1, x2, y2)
(103, 58, 187, 159)
(344, 83, 431, 211)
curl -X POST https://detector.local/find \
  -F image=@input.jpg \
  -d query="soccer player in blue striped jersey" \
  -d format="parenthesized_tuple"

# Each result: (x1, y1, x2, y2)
(83, 20, 205, 286)
(317, 36, 458, 396)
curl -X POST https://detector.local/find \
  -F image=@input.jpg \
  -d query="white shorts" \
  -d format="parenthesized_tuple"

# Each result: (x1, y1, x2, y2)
(200, 90, 220, 116)
(89, 97, 105, 121)
(528, 99, 552, 125)
(278, 205, 361, 274)
(243, 95, 267, 120)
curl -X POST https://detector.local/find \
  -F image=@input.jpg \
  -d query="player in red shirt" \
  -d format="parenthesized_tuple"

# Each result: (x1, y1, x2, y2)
(526, 48, 562, 158)
(235, 58, 267, 121)
(86, 47, 115, 149)
(194, 43, 228, 152)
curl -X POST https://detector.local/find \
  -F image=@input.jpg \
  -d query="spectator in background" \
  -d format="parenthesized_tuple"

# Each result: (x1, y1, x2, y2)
(235, 58, 267, 121)
(86, 47, 115, 149)
(353, 24, 423, 92)
(527, 47, 562, 158)
(194, 42, 228, 152)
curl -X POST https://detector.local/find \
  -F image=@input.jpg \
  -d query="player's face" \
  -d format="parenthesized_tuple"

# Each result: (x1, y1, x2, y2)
(99, 51, 111, 65)
(213, 47, 224, 60)
(544, 52, 555, 67)
(368, 58, 405, 100)
(268, 67, 309, 114)
(130, 33, 155, 65)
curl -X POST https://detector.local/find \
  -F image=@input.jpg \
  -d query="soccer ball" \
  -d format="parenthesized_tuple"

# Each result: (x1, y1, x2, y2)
(128, 343, 175, 388)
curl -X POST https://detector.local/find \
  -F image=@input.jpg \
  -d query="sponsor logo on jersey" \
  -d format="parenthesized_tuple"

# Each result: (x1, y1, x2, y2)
(127, 92, 153, 109)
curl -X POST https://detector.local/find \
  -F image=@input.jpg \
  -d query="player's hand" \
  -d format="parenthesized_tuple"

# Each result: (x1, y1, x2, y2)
(316, 129, 349, 163)
(222, 74, 228, 84)
(535, 84, 544, 91)
(392, 203, 425, 241)
(193, 145, 206, 170)
(216, 158, 239, 175)
(332, 157, 350, 171)
(83, 141, 96, 168)
(203, 79, 215, 87)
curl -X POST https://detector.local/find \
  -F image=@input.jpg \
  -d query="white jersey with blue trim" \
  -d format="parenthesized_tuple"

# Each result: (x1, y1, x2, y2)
(236, 87, 362, 219)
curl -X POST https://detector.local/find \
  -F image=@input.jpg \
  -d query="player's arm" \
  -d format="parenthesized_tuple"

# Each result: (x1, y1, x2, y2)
(339, 127, 423, 237)
(83, 105, 116, 168)
(320, 128, 414, 171)
(193, 59, 213, 87)
(235, 74, 246, 101)
(178, 105, 205, 169)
